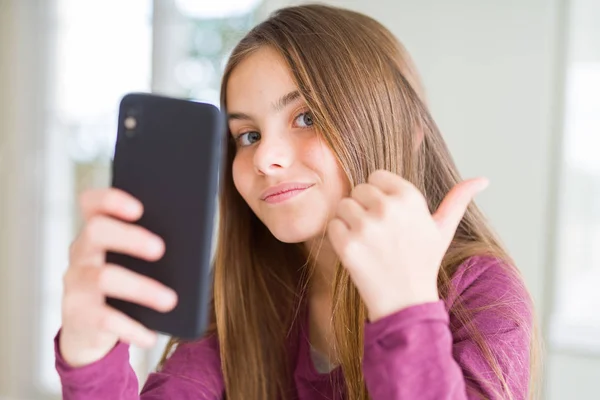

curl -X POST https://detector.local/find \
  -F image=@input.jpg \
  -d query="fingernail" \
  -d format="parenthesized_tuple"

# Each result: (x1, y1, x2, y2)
(147, 237, 164, 257)
(477, 178, 490, 192)
(160, 289, 177, 307)
(126, 202, 142, 217)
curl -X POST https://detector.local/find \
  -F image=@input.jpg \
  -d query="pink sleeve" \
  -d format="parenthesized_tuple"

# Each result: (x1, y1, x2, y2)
(55, 330, 224, 399)
(55, 331, 140, 399)
(361, 257, 532, 399)
(140, 336, 225, 399)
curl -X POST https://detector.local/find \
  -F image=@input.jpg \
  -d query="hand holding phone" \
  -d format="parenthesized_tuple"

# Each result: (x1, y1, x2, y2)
(59, 93, 224, 367)
(60, 188, 177, 367)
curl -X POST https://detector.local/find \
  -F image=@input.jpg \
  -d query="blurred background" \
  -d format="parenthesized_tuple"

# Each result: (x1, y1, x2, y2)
(0, 0, 598, 398)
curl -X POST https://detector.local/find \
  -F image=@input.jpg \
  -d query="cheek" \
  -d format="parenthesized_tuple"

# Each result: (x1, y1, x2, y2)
(302, 135, 330, 169)
(304, 136, 350, 196)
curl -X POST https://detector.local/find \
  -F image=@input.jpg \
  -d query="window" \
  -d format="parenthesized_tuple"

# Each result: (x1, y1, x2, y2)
(39, 0, 154, 392)
(39, 0, 263, 393)
(549, 0, 600, 353)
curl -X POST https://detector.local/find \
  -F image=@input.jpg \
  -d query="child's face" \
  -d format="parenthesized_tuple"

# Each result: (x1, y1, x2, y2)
(226, 46, 350, 244)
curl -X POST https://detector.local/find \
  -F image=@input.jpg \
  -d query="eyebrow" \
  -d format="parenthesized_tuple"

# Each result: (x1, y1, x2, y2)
(272, 90, 301, 113)
(227, 90, 301, 121)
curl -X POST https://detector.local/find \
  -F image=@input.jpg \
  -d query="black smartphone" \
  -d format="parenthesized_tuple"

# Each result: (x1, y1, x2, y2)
(105, 92, 224, 340)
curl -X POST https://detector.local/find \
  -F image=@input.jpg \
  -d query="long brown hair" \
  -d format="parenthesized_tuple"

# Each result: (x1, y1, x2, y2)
(159, 4, 540, 399)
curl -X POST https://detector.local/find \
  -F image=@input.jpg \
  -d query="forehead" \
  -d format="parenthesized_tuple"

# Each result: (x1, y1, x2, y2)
(226, 46, 297, 111)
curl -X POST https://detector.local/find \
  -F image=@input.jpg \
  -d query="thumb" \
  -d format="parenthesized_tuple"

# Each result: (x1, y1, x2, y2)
(433, 178, 489, 245)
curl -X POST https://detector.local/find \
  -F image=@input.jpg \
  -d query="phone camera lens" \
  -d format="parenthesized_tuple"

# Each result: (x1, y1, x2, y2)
(124, 116, 137, 130)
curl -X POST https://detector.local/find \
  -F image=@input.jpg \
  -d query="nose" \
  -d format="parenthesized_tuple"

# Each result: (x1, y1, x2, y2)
(253, 131, 294, 175)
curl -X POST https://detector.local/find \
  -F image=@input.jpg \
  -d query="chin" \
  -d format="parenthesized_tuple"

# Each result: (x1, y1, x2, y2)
(265, 218, 326, 244)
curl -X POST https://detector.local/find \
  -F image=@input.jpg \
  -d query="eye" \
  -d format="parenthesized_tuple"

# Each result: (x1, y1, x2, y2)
(236, 131, 261, 147)
(294, 111, 314, 128)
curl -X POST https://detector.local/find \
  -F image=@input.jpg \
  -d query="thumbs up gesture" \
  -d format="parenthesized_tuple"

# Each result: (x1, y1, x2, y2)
(327, 170, 489, 322)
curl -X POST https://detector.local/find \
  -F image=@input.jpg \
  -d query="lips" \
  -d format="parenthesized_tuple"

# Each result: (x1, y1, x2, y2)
(260, 182, 315, 203)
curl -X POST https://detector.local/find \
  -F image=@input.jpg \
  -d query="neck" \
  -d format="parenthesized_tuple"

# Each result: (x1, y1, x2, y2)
(303, 236, 339, 364)
(303, 236, 339, 298)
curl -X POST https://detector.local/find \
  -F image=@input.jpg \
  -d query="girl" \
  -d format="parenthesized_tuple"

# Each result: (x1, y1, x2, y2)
(56, 4, 537, 399)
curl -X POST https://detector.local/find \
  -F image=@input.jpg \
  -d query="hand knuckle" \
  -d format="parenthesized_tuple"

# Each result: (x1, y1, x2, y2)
(63, 267, 92, 292)
(352, 183, 367, 196)
(360, 219, 376, 237)
(84, 216, 106, 244)
(103, 189, 121, 211)
(338, 197, 352, 212)
(355, 214, 371, 232)
(96, 266, 112, 291)
(353, 219, 366, 233)
(82, 266, 100, 287)
(368, 197, 387, 218)
(373, 193, 386, 208)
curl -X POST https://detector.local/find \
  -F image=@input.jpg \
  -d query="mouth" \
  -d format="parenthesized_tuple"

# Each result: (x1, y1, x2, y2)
(261, 183, 315, 204)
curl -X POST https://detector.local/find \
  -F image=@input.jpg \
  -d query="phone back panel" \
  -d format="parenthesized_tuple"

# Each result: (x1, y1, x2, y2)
(106, 93, 223, 339)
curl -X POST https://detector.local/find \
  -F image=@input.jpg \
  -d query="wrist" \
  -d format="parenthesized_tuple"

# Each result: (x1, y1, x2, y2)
(58, 329, 119, 368)
(367, 291, 439, 322)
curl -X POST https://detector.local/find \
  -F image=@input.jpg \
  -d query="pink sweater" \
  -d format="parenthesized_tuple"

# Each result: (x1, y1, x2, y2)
(55, 256, 532, 399)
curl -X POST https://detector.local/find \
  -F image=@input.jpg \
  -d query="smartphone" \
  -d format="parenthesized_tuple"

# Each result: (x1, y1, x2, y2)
(105, 92, 224, 340)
